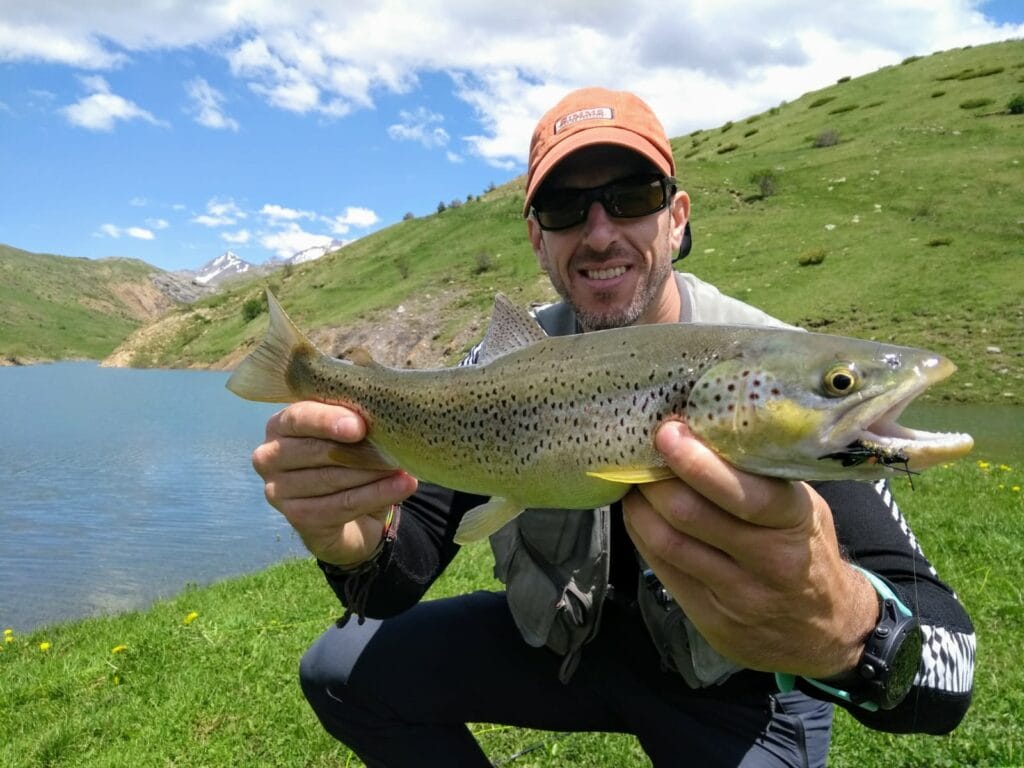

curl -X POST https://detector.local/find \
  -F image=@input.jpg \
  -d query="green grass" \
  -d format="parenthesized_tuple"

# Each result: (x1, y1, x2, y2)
(98, 39, 1022, 405)
(3, 460, 1022, 767)
(0, 245, 160, 361)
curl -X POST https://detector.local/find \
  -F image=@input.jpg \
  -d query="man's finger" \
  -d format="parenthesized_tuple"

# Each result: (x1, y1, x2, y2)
(655, 421, 807, 529)
(268, 400, 366, 443)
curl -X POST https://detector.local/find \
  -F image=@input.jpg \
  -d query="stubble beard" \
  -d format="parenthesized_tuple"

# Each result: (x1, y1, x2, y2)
(551, 248, 674, 332)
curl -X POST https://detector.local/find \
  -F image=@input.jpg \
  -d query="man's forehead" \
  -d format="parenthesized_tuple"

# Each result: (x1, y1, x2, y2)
(545, 145, 660, 188)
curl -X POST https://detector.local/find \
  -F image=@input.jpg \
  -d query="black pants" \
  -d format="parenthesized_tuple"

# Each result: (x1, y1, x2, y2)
(299, 591, 832, 767)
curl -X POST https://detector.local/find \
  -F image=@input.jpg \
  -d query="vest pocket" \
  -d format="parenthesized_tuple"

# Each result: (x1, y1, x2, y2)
(637, 583, 741, 688)
(491, 523, 594, 657)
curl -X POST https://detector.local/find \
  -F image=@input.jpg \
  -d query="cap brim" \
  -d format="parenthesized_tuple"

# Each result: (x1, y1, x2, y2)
(523, 127, 674, 217)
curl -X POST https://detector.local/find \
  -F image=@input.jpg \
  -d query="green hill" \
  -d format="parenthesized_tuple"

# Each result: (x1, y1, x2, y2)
(0, 245, 178, 364)
(41, 40, 1024, 403)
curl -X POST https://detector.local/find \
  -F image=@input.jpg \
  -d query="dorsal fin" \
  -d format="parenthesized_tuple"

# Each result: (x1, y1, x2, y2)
(475, 293, 548, 365)
(344, 346, 379, 368)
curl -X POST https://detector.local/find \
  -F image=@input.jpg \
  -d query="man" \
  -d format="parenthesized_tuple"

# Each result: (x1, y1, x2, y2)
(253, 88, 975, 767)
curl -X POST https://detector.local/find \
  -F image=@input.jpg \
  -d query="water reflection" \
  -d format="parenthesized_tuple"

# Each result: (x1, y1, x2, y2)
(0, 363, 305, 633)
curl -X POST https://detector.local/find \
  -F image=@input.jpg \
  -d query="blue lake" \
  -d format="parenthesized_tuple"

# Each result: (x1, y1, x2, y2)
(0, 362, 1020, 634)
(0, 362, 304, 633)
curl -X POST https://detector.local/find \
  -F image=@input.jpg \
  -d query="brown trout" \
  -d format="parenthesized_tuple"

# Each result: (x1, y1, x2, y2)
(226, 291, 973, 543)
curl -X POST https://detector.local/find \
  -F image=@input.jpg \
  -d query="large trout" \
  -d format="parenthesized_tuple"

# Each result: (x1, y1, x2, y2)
(226, 291, 973, 543)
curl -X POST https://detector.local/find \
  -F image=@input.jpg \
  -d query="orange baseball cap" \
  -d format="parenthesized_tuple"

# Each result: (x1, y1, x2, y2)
(523, 87, 675, 217)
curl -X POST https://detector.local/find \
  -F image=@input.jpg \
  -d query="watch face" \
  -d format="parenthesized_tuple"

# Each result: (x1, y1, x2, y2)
(883, 622, 923, 709)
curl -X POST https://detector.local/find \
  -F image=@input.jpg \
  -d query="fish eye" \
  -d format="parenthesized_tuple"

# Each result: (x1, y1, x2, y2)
(823, 364, 858, 397)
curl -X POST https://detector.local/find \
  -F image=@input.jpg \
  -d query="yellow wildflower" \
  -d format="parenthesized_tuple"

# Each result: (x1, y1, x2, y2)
(1013, 486, 1021, 493)
(3, 629, 12, 644)
(1000, 464, 1012, 471)
(183, 611, 199, 625)
(977, 460, 990, 470)
(39, 641, 51, 652)
(111, 644, 128, 654)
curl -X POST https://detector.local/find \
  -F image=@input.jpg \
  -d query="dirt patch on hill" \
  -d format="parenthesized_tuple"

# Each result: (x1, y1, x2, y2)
(213, 287, 490, 372)
(101, 309, 198, 368)
(79, 280, 178, 323)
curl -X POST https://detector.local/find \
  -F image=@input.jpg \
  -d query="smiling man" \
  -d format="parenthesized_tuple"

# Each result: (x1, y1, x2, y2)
(254, 87, 975, 767)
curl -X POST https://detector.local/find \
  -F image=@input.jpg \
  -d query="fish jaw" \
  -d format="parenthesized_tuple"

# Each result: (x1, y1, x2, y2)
(820, 355, 974, 473)
(687, 346, 974, 481)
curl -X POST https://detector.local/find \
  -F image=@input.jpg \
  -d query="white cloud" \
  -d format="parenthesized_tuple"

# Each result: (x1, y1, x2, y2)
(185, 77, 239, 131)
(8, 1, 1024, 164)
(325, 206, 379, 235)
(146, 218, 170, 230)
(260, 203, 315, 222)
(61, 75, 167, 132)
(0, 21, 127, 68)
(221, 229, 252, 244)
(260, 223, 334, 259)
(191, 198, 246, 227)
(388, 107, 449, 149)
(97, 223, 155, 240)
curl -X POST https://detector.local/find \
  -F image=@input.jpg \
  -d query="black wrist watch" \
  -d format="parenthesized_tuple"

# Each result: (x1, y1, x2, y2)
(776, 566, 923, 712)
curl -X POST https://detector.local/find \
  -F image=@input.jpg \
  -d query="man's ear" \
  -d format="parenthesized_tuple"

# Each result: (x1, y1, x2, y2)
(668, 190, 691, 253)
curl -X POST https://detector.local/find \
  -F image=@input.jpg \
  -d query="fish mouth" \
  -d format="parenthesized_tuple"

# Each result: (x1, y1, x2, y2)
(822, 356, 974, 471)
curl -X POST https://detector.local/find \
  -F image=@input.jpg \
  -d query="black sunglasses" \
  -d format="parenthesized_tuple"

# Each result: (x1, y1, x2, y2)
(531, 174, 677, 232)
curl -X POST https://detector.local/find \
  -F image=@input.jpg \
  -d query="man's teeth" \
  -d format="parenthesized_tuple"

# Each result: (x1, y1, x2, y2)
(585, 266, 627, 280)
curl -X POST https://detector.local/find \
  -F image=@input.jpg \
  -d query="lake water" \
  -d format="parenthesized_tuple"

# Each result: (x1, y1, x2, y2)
(0, 362, 304, 633)
(0, 363, 1020, 634)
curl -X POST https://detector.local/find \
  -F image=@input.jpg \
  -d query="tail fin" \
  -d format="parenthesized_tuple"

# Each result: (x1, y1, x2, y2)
(226, 290, 312, 403)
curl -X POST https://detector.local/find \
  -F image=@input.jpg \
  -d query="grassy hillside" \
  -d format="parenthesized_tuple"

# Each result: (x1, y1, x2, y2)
(0, 244, 175, 363)
(92, 41, 1024, 403)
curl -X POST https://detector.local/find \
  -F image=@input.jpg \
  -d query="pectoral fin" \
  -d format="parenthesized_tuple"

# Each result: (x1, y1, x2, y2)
(454, 497, 524, 544)
(326, 442, 398, 471)
(585, 466, 676, 484)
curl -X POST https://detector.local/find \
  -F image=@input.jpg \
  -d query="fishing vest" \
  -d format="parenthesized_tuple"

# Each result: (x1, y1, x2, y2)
(489, 272, 796, 685)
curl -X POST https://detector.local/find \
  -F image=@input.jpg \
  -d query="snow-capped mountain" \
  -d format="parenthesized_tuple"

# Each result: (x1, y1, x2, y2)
(191, 251, 255, 285)
(289, 239, 346, 266)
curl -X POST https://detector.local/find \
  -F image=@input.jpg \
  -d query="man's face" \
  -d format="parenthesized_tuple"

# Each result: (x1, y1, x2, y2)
(528, 145, 689, 331)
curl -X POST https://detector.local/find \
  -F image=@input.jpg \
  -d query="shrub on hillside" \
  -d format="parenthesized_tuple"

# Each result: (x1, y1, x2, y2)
(749, 169, 778, 198)
(828, 104, 858, 115)
(797, 248, 826, 266)
(958, 66, 1005, 80)
(1008, 94, 1024, 114)
(241, 297, 265, 323)
(813, 129, 840, 148)
(716, 143, 739, 154)
(473, 252, 493, 275)
(808, 96, 836, 109)
(959, 97, 995, 110)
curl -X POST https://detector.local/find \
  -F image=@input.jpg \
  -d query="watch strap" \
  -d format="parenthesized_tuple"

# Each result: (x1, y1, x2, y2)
(775, 565, 913, 712)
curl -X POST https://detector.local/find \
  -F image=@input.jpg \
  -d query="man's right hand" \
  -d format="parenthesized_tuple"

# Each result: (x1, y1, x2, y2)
(252, 400, 418, 568)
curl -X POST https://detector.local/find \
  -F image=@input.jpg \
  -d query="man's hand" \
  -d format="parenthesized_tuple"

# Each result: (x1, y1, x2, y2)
(252, 400, 418, 568)
(623, 421, 878, 678)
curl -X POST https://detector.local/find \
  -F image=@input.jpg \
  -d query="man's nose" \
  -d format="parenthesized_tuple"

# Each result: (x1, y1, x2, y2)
(581, 200, 617, 251)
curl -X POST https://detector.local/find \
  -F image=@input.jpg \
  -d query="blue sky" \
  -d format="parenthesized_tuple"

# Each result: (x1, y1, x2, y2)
(1, 1, 1021, 273)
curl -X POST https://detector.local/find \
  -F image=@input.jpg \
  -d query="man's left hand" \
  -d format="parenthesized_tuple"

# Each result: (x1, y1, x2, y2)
(623, 420, 878, 678)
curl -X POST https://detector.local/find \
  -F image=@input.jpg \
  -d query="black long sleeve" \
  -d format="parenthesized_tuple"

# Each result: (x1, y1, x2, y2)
(801, 479, 975, 733)
(319, 482, 482, 618)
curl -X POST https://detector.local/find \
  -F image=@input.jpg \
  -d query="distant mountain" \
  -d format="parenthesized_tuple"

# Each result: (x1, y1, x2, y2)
(188, 251, 255, 285)
(289, 239, 347, 266)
